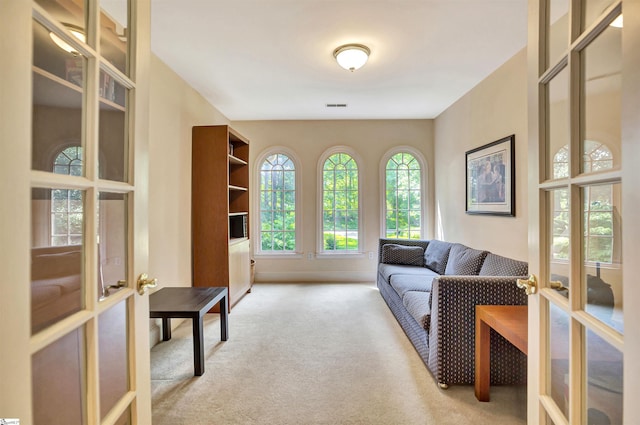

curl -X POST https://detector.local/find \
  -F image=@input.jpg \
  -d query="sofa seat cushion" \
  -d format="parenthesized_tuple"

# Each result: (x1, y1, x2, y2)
(390, 274, 436, 298)
(378, 263, 436, 284)
(444, 244, 489, 276)
(479, 253, 528, 276)
(402, 290, 432, 331)
(381, 243, 425, 266)
(423, 240, 453, 275)
(32, 274, 82, 295)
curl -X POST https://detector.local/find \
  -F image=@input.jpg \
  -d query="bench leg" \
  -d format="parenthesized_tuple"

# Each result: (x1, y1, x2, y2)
(161, 318, 171, 341)
(220, 295, 229, 341)
(193, 316, 205, 376)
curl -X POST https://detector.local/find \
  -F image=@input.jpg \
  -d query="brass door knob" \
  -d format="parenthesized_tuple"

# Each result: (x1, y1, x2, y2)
(137, 273, 158, 295)
(516, 274, 538, 295)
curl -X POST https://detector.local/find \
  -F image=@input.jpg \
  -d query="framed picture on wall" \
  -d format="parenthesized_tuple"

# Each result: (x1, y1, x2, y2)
(465, 134, 515, 216)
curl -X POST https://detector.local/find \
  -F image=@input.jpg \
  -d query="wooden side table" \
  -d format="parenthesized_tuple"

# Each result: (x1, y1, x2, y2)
(149, 287, 228, 376)
(475, 305, 528, 401)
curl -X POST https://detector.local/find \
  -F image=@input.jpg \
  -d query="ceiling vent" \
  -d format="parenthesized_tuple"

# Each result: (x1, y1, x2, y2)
(326, 103, 348, 108)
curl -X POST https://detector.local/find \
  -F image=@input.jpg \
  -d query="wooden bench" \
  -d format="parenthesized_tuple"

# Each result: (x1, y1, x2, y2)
(150, 287, 228, 376)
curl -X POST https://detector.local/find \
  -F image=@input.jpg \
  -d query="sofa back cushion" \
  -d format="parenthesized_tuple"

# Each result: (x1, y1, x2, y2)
(381, 243, 425, 266)
(423, 240, 453, 274)
(479, 252, 528, 276)
(31, 247, 82, 281)
(444, 244, 488, 275)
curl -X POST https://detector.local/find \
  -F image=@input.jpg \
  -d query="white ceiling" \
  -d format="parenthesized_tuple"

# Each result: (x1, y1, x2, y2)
(150, 0, 529, 121)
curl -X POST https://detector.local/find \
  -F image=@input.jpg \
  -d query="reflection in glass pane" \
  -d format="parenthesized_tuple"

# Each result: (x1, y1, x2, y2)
(548, 303, 570, 420)
(34, 0, 86, 43)
(547, 0, 569, 69)
(33, 19, 85, 174)
(99, 72, 128, 182)
(99, 301, 129, 420)
(549, 190, 570, 297)
(98, 193, 127, 300)
(582, 184, 623, 332)
(31, 188, 84, 334)
(581, 23, 621, 174)
(54, 146, 83, 176)
(585, 329, 623, 424)
(547, 68, 570, 180)
(32, 328, 86, 425)
(100, 2, 128, 75)
(583, 0, 617, 31)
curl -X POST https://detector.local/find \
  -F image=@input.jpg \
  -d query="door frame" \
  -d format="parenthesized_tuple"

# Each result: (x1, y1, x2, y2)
(0, 0, 34, 421)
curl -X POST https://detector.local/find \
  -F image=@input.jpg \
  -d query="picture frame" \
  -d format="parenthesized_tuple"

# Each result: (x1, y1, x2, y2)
(465, 134, 515, 216)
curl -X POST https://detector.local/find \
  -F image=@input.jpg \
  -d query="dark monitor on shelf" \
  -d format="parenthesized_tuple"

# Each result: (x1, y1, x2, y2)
(229, 215, 247, 238)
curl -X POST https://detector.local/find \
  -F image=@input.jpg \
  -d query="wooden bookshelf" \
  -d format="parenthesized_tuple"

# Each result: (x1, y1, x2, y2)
(191, 125, 251, 310)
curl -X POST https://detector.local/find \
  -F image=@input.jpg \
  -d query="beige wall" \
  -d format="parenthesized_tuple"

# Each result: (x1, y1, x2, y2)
(147, 46, 527, 283)
(232, 120, 434, 282)
(147, 56, 434, 285)
(148, 54, 230, 288)
(433, 48, 529, 261)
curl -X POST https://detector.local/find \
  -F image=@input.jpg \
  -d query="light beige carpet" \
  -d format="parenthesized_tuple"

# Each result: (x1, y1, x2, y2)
(151, 283, 527, 425)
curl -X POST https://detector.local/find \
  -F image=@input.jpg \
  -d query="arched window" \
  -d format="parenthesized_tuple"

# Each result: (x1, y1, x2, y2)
(383, 150, 424, 239)
(552, 142, 615, 263)
(51, 146, 83, 246)
(256, 149, 299, 253)
(320, 149, 360, 253)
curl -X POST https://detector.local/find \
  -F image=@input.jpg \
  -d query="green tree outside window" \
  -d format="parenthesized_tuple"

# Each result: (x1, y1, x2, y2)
(323, 153, 359, 251)
(259, 153, 296, 252)
(385, 152, 421, 239)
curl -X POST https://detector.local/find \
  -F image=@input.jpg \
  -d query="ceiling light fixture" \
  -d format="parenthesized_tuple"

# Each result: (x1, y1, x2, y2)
(333, 44, 370, 72)
(49, 24, 86, 55)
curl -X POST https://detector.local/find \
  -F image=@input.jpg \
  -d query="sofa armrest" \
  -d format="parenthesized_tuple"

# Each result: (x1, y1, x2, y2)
(427, 275, 527, 385)
(378, 238, 429, 263)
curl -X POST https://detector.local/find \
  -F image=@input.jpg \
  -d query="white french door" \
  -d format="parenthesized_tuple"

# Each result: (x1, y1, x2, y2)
(0, 0, 152, 423)
(526, 0, 640, 423)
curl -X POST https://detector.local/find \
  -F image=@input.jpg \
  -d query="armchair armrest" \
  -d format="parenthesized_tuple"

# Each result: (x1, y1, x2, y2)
(427, 275, 527, 386)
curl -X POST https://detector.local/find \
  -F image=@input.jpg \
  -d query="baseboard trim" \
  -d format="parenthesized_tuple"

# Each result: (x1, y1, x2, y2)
(255, 271, 376, 283)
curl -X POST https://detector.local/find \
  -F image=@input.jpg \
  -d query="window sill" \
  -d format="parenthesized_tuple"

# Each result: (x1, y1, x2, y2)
(255, 252, 303, 259)
(315, 252, 365, 259)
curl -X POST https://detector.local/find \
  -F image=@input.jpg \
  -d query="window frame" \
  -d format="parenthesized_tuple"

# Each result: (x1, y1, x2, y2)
(379, 146, 427, 240)
(552, 141, 616, 265)
(50, 145, 84, 246)
(254, 147, 302, 257)
(316, 146, 363, 257)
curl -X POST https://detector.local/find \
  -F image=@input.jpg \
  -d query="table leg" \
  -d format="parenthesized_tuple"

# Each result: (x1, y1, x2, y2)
(220, 295, 229, 341)
(161, 318, 171, 341)
(193, 315, 205, 376)
(475, 318, 491, 402)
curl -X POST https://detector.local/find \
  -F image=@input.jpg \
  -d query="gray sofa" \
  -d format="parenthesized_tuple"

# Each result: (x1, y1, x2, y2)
(377, 238, 528, 388)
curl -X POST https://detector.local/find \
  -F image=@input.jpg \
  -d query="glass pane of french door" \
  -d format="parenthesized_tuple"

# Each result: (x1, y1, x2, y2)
(99, 300, 129, 420)
(32, 327, 86, 425)
(31, 187, 85, 334)
(548, 0, 569, 69)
